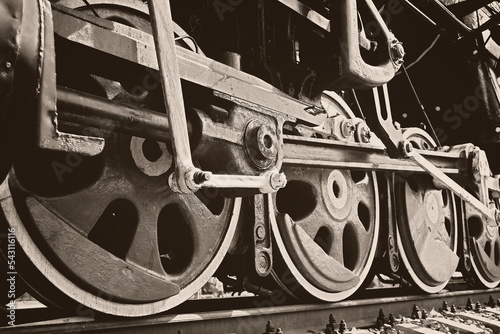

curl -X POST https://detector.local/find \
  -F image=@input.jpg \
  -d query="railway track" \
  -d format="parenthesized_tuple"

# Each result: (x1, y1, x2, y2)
(3, 287, 500, 334)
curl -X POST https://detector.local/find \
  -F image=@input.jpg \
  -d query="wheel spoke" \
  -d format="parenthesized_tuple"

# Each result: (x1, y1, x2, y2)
(124, 196, 164, 275)
(16, 168, 129, 236)
(295, 209, 334, 240)
(181, 194, 229, 242)
(350, 216, 371, 243)
(179, 194, 231, 266)
(328, 230, 345, 265)
(23, 195, 180, 303)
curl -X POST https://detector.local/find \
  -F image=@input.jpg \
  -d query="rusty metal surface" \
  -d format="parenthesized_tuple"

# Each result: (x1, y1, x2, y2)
(1, 134, 241, 315)
(253, 194, 273, 277)
(3, 289, 500, 334)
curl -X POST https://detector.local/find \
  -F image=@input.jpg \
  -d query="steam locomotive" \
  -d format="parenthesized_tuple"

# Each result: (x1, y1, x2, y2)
(1, 0, 499, 317)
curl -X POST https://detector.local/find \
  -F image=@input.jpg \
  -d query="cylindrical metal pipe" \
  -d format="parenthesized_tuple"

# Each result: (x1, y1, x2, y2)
(219, 51, 241, 70)
(56, 86, 192, 142)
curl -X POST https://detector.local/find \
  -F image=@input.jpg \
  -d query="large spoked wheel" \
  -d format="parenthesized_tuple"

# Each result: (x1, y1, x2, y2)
(270, 166, 380, 301)
(465, 193, 500, 288)
(394, 128, 459, 293)
(0, 0, 240, 317)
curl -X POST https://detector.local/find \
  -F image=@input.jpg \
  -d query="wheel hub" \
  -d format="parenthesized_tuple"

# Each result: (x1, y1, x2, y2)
(424, 192, 441, 226)
(130, 137, 171, 177)
(327, 170, 349, 212)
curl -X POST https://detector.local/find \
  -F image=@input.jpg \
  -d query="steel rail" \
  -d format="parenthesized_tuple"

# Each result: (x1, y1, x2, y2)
(3, 288, 500, 334)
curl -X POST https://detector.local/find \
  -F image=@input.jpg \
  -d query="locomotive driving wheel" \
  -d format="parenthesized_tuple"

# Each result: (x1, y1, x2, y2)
(465, 190, 500, 288)
(394, 128, 459, 292)
(0, 0, 240, 316)
(270, 167, 379, 301)
(270, 94, 379, 300)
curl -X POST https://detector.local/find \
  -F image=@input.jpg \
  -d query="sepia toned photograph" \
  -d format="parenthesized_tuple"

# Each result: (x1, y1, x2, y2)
(2, 1, 500, 333)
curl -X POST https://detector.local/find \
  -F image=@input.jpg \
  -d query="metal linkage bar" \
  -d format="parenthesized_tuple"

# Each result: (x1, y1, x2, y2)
(402, 141, 500, 226)
(276, 0, 330, 32)
(147, 0, 203, 193)
(282, 135, 467, 174)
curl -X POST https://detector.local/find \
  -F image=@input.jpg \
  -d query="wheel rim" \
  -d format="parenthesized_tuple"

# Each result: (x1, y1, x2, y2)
(271, 167, 379, 301)
(467, 195, 500, 288)
(0, 1, 240, 316)
(395, 128, 459, 292)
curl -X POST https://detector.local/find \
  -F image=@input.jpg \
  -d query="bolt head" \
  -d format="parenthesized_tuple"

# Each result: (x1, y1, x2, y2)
(256, 225, 266, 239)
(362, 129, 371, 143)
(270, 173, 287, 190)
(193, 170, 211, 184)
(390, 41, 405, 66)
(341, 120, 355, 137)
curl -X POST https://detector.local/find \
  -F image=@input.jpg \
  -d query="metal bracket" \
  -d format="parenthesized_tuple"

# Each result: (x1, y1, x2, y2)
(386, 174, 400, 273)
(471, 147, 500, 201)
(253, 194, 273, 277)
(37, 0, 104, 156)
(361, 85, 404, 157)
(459, 199, 472, 273)
(331, 0, 402, 90)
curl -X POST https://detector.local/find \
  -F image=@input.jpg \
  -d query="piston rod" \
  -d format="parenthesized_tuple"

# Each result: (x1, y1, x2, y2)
(56, 86, 185, 142)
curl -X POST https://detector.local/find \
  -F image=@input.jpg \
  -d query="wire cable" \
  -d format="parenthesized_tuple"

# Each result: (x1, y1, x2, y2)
(351, 89, 366, 121)
(405, 35, 441, 70)
(401, 64, 442, 147)
(174, 35, 200, 54)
